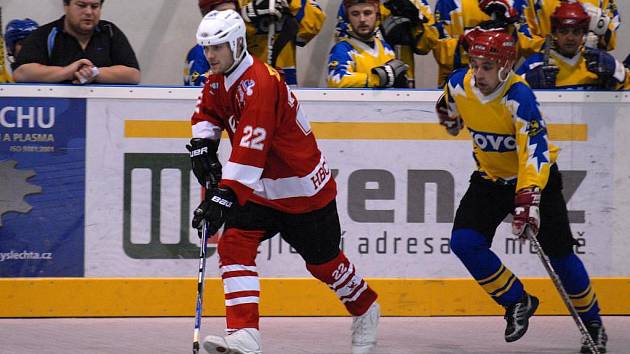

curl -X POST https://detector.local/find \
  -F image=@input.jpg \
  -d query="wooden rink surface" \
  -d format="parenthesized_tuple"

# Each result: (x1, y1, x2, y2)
(0, 316, 628, 353)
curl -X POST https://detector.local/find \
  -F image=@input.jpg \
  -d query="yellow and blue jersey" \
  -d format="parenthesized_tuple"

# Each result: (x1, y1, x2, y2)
(521, 0, 620, 51)
(327, 36, 396, 88)
(433, 0, 535, 87)
(335, 0, 438, 85)
(242, 0, 325, 85)
(184, 44, 210, 86)
(516, 49, 629, 90)
(445, 68, 558, 191)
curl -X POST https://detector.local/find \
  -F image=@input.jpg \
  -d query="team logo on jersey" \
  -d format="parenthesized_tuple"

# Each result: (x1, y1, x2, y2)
(526, 120, 544, 137)
(208, 82, 219, 95)
(237, 79, 256, 104)
(468, 128, 517, 152)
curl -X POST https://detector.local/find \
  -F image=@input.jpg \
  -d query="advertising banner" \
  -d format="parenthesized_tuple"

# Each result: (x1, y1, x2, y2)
(84, 95, 617, 278)
(0, 97, 86, 277)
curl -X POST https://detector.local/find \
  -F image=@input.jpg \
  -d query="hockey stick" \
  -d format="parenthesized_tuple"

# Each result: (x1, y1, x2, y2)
(267, 0, 276, 65)
(525, 227, 600, 354)
(192, 182, 212, 354)
(543, 34, 552, 67)
(0, 6, 7, 82)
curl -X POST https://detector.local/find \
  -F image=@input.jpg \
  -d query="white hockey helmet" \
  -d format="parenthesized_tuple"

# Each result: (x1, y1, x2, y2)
(196, 10, 247, 67)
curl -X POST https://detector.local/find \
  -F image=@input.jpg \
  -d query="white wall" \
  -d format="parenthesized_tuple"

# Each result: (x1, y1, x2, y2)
(1, 0, 628, 87)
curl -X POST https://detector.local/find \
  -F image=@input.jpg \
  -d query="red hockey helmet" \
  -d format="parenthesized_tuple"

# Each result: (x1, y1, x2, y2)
(468, 31, 516, 64)
(343, 0, 380, 12)
(550, 1, 590, 33)
(199, 0, 239, 14)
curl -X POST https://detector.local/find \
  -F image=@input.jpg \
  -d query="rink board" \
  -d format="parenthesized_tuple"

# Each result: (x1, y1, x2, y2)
(0, 277, 629, 317)
(1, 86, 630, 316)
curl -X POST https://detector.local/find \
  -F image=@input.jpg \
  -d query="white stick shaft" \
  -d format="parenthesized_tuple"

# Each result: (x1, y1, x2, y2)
(267, 0, 276, 65)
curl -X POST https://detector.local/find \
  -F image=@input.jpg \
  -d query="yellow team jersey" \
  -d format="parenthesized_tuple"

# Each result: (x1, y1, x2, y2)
(516, 48, 630, 90)
(241, 0, 325, 85)
(327, 36, 396, 88)
(335, 0, 438, 86)
(433, 0, 537, 87)
(445, 68, 559, 191)
(521, 0, 619, 51)
(433, 0, 490, 87)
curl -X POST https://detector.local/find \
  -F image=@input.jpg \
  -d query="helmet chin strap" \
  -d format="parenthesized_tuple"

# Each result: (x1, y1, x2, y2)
(226, 41, 247, 73)
(497, 62, 512, 83)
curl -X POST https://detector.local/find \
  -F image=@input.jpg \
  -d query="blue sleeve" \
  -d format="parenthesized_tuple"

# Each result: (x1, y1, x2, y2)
(434, 0, 457, 23)
(515, 53, 544, 75)
(506, 82, 552, 189)
(184, 45, 210, 87)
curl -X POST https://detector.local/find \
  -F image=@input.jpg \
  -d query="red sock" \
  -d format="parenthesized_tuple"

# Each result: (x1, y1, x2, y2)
(306, 251, 377, 316)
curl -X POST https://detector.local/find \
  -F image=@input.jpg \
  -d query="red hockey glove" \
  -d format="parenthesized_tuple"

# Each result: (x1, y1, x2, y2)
(436, 93, 463, 136)
(512, 186, 541, 239)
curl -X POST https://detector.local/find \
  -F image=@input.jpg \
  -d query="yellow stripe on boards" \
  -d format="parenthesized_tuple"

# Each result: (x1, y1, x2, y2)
(0, 278, 627, 317)
(123, 120, 588, 141)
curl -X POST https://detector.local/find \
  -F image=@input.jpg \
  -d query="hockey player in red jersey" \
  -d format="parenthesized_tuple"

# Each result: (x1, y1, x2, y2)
(187, 9, 380, 354)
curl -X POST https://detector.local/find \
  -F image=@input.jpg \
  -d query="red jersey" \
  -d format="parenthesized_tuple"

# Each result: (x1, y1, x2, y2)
(191, 54, 336, 214)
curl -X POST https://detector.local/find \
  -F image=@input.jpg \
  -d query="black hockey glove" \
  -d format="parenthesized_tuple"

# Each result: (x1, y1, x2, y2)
(381, 16, 417, 46)
(383, 0, 424, 24)
(192, 187, 235, 236)
(583, 48, 625, 88)
(525, 64, 559, 89)
(372, 59, 409, 88)
(241, 0, 289, 23)
(186, 138, 222, 188)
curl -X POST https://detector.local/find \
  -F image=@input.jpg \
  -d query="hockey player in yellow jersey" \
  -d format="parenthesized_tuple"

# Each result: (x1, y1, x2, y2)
(432, 0, 537, 87)
(517, 1, 628, 90)
(335, 0, 439, 87)
(437, 31, 607, 352)
(328, 0, 409, 88)
(520, 0, 619, 52)
(239, 0, 325, 85)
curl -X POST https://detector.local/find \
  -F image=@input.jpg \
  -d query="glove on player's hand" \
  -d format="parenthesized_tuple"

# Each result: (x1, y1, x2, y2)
(583, 48, 625, 86)
(186, 138, 222, 188)
(383, 0, 424, 24)
(192, 187, 235, 237)
(512, 186, 541, 239)
(241, 0, 289, 22)
(436, 93, 463, 136)
(525, 64, 559, 89)
(372, 59, 409, 88)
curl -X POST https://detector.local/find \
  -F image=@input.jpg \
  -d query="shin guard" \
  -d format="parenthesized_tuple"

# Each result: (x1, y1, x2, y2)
(451, 228, 525, 306)
(306, 251, 377, 316)
(550, 253, 601, 324)
(218, 229, 265, 331)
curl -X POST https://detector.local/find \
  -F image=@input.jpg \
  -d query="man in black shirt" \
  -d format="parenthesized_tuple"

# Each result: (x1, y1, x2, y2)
(13, 0, 140, 84)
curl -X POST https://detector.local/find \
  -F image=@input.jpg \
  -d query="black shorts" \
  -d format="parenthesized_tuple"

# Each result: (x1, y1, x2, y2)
(224, 199, 342, 265)
(453, 164, 577, 257)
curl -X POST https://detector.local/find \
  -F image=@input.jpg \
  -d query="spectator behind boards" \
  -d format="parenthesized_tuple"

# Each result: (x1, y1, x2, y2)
(328, 0, 408, 88)
(1, 18, 39, 83)
(12, 0, 140, 84)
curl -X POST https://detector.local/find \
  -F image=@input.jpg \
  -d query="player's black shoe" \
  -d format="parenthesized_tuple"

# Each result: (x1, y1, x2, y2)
(504, 293, 539, 342)
(580, 320, 607, 353)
